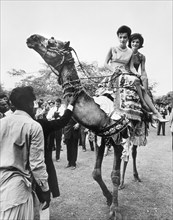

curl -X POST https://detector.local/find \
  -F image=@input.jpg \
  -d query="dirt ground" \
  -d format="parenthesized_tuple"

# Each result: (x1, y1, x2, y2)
(49, 120, 172, 220)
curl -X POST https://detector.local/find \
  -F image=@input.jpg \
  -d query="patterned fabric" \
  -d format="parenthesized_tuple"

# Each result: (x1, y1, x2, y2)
(109, 67, 143, 122)
(107, 67, 148, 156)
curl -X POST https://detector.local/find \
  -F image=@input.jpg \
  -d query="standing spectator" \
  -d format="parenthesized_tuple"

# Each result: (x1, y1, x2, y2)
(0, 86, 50, 220)
(88, 130, 95, 151)
(46, 100, 56, 151)
(79, 125, 88, 152)
(168, 105, 172, 115)
(64, 119, 80, 170)
(0, 93, 10, 118)
(157, 105, 168, 136)
(53, 98, 65, 161)
(36, 98, 74, 218)
(79, 126, 95, 152)
(35, 99, 47, 120)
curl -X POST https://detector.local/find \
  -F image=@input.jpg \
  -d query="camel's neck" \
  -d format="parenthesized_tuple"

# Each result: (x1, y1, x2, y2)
(60, 64, 82, 98)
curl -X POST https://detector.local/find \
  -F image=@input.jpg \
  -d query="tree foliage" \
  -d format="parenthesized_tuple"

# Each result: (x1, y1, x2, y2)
(155, 91, 173, 106)
(0, 84, 9, 96)
(7, 65, 63, 99)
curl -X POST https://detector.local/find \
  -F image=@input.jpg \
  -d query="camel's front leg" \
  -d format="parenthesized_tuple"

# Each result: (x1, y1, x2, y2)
(92, 137, 112, 206)
(132, 145, 141, 182)
(110, 144, 123, 220)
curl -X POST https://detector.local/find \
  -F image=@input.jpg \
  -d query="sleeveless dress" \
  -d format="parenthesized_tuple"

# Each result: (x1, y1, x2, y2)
(108, 47, 148, 149)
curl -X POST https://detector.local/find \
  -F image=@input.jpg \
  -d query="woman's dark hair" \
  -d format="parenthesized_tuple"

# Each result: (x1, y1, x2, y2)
(128, 33, 144, 49)
(117, 25, 131, 38)
(9, 86, 36, 110)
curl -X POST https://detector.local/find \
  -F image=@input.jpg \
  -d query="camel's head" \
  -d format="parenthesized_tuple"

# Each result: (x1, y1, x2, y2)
(26, 34, 48, 49)
(26, 34, 75, 85)
(26, 34, 72, 66)
(27, 34, 70, 50)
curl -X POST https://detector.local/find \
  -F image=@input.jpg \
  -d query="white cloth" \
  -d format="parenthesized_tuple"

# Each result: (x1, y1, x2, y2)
(46, 106, 57, 120)
(58, 104, 66, 116)
(39, 204, 50, 220)
(93, 95, 121, 120)
(93, 96, 114, 116)
(4, 109, 13, 116)
(0, 192, 34, 220)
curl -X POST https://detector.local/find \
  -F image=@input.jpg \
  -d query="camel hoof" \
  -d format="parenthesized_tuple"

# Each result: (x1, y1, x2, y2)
(109, 210, 122, 220)
(118, 184, 125, 190)
(134, 177, 142, 182)
(134, 174, 142, 182)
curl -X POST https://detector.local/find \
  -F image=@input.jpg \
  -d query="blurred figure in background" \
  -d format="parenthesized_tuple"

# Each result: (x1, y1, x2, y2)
(157, 105, 168, 136)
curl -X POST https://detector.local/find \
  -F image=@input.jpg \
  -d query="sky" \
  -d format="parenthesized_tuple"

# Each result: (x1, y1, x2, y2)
(1, 0, 172, 96)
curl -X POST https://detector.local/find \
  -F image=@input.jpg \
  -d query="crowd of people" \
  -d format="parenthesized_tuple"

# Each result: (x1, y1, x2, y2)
(0, 24, 172, 220)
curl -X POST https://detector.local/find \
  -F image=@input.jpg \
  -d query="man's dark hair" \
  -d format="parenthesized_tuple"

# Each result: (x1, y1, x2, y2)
(9, 86, 36, 110)
(0, 92, 8, 99)
(117, 25, 132, 38)
(56, 98, 62, 103)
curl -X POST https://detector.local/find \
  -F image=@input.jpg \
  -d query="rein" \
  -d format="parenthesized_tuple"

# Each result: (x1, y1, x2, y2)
(44, 43, 133, 90)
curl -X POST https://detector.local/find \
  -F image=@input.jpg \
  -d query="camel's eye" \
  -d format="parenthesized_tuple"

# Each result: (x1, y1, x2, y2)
(32, 35, 37, 40)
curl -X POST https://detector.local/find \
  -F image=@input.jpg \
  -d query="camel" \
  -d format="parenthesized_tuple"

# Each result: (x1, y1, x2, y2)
(26, 34, 140, 219)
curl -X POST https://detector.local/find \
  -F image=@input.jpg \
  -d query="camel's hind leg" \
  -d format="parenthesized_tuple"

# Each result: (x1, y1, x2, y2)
(92, 137, 112, 206)
(110, 143, 123, 220)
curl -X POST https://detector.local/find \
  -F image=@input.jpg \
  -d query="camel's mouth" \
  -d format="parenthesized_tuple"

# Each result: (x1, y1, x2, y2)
(26, 34, 48, 49)
(26, 36, 37, 48)
(26, 39, 34, 48)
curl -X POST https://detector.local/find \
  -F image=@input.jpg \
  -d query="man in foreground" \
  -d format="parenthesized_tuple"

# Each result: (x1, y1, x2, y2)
(0, 86, 50, 220)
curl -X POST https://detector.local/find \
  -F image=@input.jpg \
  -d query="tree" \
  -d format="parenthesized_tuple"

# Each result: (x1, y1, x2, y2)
(0, 84, 8, 95)
(155, 91, 173, 106)
(7, 64, 63, 99)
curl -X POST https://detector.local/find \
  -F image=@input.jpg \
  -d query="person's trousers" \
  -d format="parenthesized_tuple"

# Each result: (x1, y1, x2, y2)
(55, 129, 62, 160)
(66, 132, 79, 166)
(89, 140, 94, 151)
(157, 122, 165, 135)
(47, 132, 55, 151)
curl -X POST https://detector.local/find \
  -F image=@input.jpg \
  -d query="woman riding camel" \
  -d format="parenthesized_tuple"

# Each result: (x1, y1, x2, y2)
(104, 25, 163, 124)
